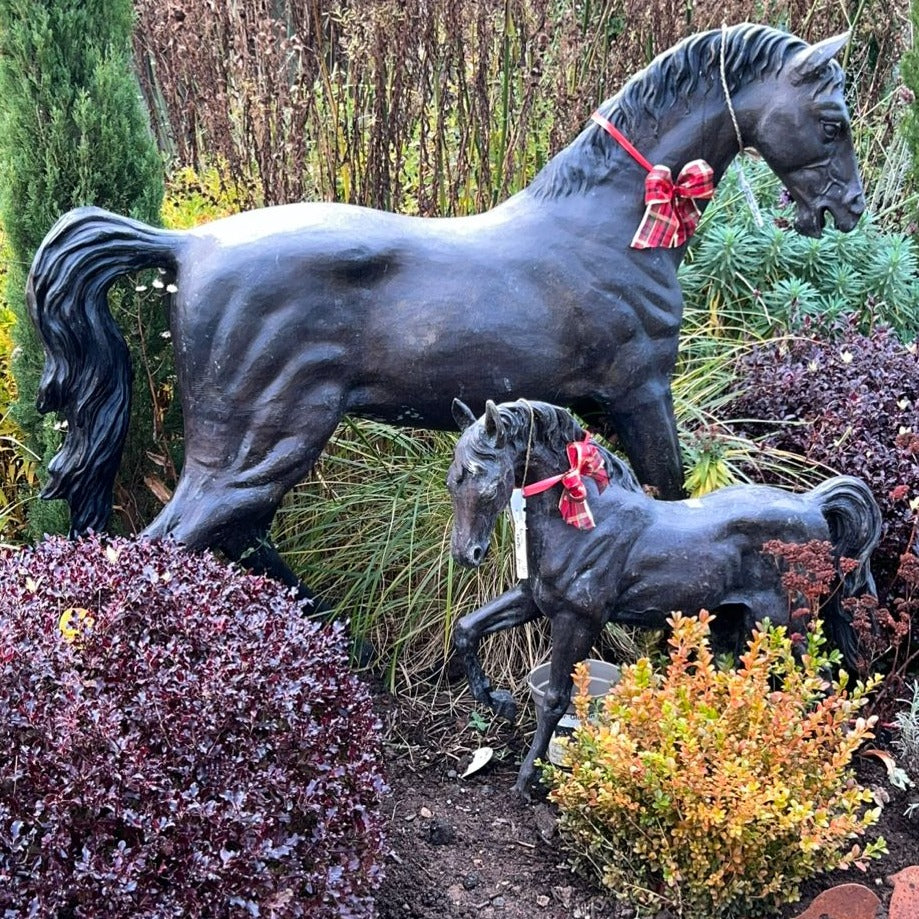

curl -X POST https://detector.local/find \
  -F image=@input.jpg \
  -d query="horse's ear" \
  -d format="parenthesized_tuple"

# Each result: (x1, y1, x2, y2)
(484, 400, 506, 447)
(790, 32, 849, 84)
(452, 398, 478, 431)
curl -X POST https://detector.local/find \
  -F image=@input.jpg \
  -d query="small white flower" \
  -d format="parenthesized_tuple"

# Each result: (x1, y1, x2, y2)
(135, 284, 148, 292)
(807, 360, 818, 373)
(898, 398, 911, 411)
(899, 425, 913, 436)
(152, 278, 165, 289)
(53, 420, 68, 431)
(160, 330, 172, 340)
(840, 350, 853, 364)
(166, 283, 178, 294)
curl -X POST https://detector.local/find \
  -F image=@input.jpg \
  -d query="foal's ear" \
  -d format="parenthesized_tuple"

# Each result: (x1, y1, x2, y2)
(484, 400, 506, 448)
(790, 32, 849, 84)
(451, 398, 478, 432)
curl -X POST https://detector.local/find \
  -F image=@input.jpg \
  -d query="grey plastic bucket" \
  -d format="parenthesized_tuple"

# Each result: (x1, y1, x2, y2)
(527, 658, 620, 716)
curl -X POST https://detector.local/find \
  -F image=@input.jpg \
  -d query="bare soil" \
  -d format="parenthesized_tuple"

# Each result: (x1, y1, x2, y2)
(371, 681, 919, 919)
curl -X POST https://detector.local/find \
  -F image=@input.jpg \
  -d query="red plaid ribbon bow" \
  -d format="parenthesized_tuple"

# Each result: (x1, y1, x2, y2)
(522, 435, 610, 530)
(590, 111, 714, 250)
(632, 161, 715, 249)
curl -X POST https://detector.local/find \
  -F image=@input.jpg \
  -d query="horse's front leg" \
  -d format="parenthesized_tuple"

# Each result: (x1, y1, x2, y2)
(605, 387, 684, 499)
(454, 584, 541, 722)
(515, 610, 599, 798)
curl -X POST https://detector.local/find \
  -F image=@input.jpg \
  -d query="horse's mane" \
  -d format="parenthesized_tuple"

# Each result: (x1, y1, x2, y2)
(528, 23, 841, 200)
(459, 399, 643, 494)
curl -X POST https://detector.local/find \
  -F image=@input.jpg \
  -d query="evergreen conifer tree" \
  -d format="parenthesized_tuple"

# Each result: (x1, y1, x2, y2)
(0, 0, 167, 536)
(901, 0, 919, 200)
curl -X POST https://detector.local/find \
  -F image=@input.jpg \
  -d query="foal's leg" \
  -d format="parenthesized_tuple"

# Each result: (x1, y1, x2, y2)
(454, 585, 541, 721)
(605, 388, 684, 499)
(515, 611, 598, 798)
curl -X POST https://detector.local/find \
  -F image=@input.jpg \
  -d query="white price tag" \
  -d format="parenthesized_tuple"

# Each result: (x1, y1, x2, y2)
(737, 160, 764, 228)
(509, 488, 528, 580)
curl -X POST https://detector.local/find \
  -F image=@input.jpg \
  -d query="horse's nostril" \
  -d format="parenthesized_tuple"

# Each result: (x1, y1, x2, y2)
(470, 545, 484, 565)
(846, 189, 866, 214)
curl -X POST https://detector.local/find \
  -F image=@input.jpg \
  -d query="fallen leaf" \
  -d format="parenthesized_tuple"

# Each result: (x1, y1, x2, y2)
(863, 748, 915, 791)
(144, 475, 173, 505)
(461, 746, 493, 778)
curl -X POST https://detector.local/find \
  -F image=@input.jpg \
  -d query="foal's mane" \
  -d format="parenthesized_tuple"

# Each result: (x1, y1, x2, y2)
(460, 400, 643, 494)
(528, 23, 841, 200)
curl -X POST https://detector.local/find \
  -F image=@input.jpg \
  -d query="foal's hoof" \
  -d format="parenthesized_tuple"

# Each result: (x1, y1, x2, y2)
(489, 689, 517, 722)
(513, 767, 541, 801)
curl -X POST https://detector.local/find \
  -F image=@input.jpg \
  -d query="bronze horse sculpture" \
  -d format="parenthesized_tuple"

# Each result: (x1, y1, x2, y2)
(447, 399, 882, 794)
(28, 25, 863, 600)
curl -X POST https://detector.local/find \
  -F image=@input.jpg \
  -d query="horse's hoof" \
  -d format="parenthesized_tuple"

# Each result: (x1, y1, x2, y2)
(513, 771, 537, 801)
(489, 689, 517, 722)
(514, 784, 533, 802)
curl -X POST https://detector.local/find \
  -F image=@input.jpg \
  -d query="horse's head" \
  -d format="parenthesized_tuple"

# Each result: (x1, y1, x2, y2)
(746, 32, 863, 237)
(447, 399, 516, 568)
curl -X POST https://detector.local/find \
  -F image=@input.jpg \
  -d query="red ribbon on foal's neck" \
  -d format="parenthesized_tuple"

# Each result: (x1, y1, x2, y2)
(521, 434, 610, 530)
(590, 111, 715, 249)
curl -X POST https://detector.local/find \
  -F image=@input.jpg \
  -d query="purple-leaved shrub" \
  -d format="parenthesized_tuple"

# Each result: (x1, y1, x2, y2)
(0, 534, 386, 918)
(726, 317, 919, 594)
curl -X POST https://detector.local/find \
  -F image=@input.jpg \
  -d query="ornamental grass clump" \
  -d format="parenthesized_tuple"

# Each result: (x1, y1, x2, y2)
(546, 611, 885, 919)
(0, 534, 386, 918)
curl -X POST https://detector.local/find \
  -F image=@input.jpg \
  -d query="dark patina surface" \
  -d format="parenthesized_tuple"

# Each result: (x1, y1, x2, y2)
(448, 399, 881, 794)
(28, 25, 862, 601)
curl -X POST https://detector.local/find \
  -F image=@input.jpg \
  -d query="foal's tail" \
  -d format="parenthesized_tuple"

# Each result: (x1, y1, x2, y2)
(812, 475, 882, 667)
(27, 206, 186, 534)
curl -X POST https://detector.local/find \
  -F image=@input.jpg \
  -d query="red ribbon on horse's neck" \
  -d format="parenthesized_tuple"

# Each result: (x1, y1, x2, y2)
(590, 111, 715, 249)
(521, 434, 610, 530)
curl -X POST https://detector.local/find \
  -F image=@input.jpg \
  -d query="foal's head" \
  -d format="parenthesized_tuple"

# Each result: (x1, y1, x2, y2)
(447, 400, 518, 568)
(447, 398, 591, 567)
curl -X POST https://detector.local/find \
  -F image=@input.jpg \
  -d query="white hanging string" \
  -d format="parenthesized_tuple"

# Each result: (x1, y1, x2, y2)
(720, 23, 764, 227)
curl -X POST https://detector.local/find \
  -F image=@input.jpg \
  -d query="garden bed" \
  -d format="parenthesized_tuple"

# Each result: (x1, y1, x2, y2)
(373, 681, 919, 919)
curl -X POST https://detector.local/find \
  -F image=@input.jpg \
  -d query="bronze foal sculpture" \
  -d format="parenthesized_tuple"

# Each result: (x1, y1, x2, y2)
(447, 399, 882, 795)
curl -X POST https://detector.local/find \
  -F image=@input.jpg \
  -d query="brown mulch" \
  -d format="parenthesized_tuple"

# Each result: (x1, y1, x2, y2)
(371, 680, 919, 919)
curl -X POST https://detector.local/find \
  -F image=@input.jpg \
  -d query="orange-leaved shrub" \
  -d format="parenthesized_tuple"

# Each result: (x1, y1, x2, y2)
(546, 611, 885, 919)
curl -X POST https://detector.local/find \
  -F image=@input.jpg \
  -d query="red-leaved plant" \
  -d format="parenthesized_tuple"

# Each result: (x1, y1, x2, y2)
(0, 535, 386, 918)
(726, 317, 919, 594)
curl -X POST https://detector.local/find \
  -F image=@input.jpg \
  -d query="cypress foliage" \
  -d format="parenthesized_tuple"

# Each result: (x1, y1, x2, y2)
(903, 1, 919, 201)
(0, 0, 167, 537)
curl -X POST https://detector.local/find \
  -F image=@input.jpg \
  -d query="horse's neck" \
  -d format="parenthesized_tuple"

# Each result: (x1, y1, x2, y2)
(527, 79, 746, 244)
(516, 444, 587, 537)
(515, 439, 575, 490)
(619, 82, 743, 185)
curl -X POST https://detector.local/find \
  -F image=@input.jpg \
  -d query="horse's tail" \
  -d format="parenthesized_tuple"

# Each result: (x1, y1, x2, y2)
(27, 206, 186, 535)
(811, 475, 882, 667)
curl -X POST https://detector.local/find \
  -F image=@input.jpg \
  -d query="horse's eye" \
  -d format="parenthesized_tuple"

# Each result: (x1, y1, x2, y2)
(821, 121, 841, 140)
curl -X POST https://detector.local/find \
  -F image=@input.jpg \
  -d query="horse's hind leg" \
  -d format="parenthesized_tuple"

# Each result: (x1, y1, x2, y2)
(143, 402, 343, 597)
(515, 611, 599, 797)
(218, 512, 332, 615)
(454, 585, 541, 721)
